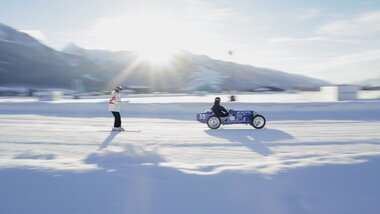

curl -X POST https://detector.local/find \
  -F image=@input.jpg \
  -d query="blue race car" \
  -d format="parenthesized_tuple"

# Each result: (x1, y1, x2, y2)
(196, 109, 266, 129)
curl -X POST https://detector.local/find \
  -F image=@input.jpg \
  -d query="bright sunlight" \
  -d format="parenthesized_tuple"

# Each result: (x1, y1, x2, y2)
(125, 13, 183, 64)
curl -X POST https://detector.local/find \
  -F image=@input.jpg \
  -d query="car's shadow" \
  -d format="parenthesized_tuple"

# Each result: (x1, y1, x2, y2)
(205, 128, 294, 156)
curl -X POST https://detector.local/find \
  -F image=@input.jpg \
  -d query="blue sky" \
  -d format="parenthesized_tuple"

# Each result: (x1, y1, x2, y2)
(1, 0, 380, 83)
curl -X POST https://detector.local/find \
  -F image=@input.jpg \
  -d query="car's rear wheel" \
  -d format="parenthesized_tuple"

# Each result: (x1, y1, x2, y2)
(252, 115, 266, 129)
(207, 116, 221, 129)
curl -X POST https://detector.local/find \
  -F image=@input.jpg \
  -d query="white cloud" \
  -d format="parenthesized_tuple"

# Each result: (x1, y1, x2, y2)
(79, 13, 195, 51)
(267, 36, 359, 44)
(69, 1, 253, 55)
(300, 50, 380, 83)
(260, 10, 380, 83)
(19, 29, 47, 42)
(295, 8, 322, 20)
(318, 10, 380, 36)
(305, 50, 380, 71)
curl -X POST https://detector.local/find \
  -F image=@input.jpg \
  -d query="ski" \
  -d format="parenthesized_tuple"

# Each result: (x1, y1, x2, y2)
(98, 130, 142, 133)
(122, 130, 142, 133)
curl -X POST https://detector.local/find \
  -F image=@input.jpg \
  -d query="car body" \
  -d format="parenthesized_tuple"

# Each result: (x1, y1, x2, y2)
(196, 109, 266, 129)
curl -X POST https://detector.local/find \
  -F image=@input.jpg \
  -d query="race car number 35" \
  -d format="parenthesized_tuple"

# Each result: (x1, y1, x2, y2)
(198, 114, 206, 119)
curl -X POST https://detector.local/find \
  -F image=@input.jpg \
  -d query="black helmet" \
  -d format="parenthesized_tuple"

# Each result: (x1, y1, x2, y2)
(115, 86, 123, 91)
(215, 97, 221, 101)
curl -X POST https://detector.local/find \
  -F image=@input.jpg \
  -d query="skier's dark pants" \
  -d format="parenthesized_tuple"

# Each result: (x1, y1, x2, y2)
(111, 111, 121, 127)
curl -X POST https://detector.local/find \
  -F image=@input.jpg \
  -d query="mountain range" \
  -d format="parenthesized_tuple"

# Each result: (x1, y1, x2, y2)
(0, 22, 329, 92)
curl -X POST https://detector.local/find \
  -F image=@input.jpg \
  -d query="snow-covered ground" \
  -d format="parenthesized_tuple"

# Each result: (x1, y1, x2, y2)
(1, 94, 380, 214)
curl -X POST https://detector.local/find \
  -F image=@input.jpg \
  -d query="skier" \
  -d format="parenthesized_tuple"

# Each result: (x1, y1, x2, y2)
(211, 97, 229, 117)
(108, 86, 129, 131)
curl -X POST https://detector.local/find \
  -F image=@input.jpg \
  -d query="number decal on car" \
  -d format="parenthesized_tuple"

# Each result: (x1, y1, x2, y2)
(199, 114, 206, 120)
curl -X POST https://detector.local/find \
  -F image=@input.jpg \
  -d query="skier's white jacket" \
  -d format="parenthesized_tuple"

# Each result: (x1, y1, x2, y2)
(108, 90, 122, 112)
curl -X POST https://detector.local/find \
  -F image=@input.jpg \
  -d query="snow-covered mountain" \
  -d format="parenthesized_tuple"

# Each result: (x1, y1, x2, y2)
(64, 43, 136, 66)
(175, 51, 329, 91)
(0, 23, 43, 48)
(0, 23, 104, 89)
(0, 22, 329, 91)
(63, 45, 330, 91)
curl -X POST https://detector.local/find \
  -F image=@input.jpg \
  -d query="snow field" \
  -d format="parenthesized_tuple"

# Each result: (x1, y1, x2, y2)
(1, 115, 379, 175)
(0, 98, 380, 214)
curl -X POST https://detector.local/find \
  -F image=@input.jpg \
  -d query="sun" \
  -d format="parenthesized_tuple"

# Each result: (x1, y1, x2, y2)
(127, 14, 183, 64)
(93, 12, 192, 65)
(106, 13, 185, 87)
(105, 13, 188, 87)
(136, 47, 176, 64)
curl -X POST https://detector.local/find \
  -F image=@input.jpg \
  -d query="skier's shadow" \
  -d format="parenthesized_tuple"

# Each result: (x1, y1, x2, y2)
(98, 132, 120, 150)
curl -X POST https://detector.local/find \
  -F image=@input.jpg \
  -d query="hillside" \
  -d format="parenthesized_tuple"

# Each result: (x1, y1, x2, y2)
(0, 22, 329, 91)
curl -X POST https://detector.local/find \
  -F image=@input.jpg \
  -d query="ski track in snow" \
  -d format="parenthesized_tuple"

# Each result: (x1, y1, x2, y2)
(1, 99, 380, 214)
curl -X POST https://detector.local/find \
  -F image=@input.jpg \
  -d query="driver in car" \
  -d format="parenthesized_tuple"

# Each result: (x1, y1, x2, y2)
(211, 97, 229, 117)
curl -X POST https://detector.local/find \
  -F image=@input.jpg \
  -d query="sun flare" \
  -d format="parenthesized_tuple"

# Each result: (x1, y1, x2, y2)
(126, 13, 183, 64)
(136, 47, 177, 64)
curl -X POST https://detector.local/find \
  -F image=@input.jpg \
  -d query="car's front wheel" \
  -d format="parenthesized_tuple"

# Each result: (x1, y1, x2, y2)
(207, 116, 221, 129)
(252, 115, 266, 129)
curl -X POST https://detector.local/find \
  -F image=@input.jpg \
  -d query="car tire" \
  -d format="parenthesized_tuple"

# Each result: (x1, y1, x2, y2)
(207, 116, 221, 129)
(252, 115, 266, 129)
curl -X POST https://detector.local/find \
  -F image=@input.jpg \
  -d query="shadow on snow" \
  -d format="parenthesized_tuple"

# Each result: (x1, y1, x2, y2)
(204, 128, 294, 156)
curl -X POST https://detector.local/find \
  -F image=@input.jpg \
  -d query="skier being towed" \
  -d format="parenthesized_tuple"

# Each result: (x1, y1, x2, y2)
(211, 97, 229, 117)
(108, 86, 129, 131)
